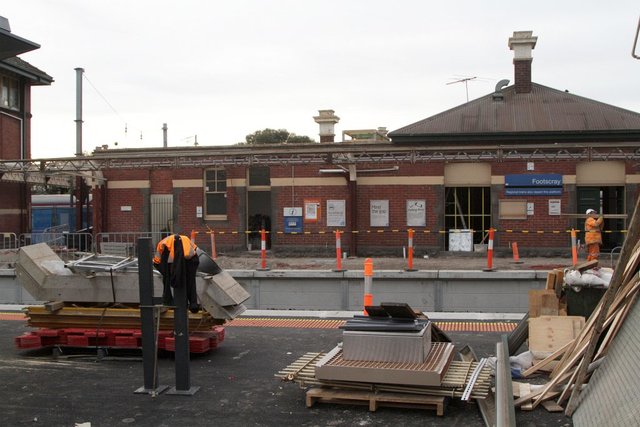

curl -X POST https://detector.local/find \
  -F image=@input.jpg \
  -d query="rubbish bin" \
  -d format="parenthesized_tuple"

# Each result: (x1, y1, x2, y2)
(565, 287, 606, 318)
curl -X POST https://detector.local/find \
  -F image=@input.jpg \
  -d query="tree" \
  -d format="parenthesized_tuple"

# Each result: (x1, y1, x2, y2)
(243, 128, 316, 145)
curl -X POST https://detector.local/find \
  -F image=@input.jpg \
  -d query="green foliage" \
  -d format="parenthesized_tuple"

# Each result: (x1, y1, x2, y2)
(244, 128, 315, 145)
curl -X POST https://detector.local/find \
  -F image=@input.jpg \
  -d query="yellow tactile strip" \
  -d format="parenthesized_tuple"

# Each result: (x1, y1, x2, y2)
(0, 312, 25, 321)
(226, 317, 517, 332)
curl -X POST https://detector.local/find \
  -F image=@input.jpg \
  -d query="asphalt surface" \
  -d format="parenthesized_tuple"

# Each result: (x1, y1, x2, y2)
(0, 316, 575, 427)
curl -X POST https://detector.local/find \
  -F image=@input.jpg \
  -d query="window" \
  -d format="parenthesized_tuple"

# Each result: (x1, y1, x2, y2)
(1, 76, 20, 111)
(444, 187, 491, 246)
(205, 169, 227, 218)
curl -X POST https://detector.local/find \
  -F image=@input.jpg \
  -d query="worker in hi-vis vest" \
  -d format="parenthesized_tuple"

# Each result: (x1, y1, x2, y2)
(153, 234, 200, 313)
(584, 209, 604, 262)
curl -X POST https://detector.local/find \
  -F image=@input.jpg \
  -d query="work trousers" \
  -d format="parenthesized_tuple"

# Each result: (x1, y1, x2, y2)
(587, 243, 600, 262)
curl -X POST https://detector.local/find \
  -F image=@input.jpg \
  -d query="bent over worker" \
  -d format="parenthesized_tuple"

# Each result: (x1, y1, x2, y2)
(584, 209, 604, 262)
(153, 234, 200, 313)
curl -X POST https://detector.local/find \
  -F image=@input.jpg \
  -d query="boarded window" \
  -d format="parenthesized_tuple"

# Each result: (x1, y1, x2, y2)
(499, 199, 527, 220)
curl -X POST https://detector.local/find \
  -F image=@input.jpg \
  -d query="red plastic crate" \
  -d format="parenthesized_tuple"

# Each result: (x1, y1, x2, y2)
(15, 334, 41, 349)
(213, 326, 225, 343)
(114, 335, 139, 348)
(66, 335, 89, 347)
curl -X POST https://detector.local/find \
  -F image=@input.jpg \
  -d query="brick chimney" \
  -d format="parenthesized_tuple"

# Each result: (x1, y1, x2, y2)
(508, 31, 537, 94)
(313, 109, 340, 143)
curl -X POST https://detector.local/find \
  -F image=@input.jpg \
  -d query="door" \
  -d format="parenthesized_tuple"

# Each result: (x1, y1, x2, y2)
(150, 194, 173, 243)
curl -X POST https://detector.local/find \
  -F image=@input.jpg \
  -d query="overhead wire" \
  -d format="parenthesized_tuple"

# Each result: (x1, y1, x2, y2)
(82, 73, 142, 142)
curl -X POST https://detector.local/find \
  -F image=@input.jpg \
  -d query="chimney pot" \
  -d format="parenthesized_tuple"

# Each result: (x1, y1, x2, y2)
(508, 31, 537, 94)
(313, 109, 340, 143)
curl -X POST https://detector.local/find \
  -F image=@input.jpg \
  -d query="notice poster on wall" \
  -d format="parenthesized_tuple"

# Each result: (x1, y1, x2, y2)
(549, 199, 561, 216)
(304, 199, 320, 223)
(327, 200, 346, 227)
(370, 200, 389, 227)
(406, 199, 426, 227)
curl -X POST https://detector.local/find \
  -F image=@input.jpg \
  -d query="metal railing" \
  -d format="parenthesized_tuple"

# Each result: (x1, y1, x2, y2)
(19, 228, 93, 261)
(0, 232, 18, 250)
(95, 232, 156, 257)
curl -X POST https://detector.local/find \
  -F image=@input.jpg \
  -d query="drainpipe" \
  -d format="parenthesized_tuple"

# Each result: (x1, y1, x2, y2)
(348, 165, 358, 256)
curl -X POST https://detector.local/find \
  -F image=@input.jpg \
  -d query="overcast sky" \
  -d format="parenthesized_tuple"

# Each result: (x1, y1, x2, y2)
(4, 1, 640, 158)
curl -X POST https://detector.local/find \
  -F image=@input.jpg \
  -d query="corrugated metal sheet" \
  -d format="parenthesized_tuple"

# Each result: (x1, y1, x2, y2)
(390, 83, 640, 138)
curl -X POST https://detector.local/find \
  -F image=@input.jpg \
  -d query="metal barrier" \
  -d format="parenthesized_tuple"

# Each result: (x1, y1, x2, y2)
(610, 246, 623, 268)
(19, 230, 93, 261)
(95, 232, 155, 256)
(0, 232, 18, 250)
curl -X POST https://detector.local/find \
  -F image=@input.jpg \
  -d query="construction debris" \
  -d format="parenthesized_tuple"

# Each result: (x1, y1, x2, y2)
(276, 304, 492, 416)
(513, 198, 640, 417)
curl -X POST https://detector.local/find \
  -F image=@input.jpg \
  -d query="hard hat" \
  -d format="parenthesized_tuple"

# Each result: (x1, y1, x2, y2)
(586, 209, 596, 214)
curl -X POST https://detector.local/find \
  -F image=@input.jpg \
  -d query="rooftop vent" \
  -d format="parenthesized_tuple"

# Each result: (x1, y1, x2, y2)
(492, 79, 510, 100)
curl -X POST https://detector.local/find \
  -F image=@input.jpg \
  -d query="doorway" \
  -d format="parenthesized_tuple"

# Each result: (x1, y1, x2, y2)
(246, 166, 272, 250)
(577, 186, 625, 251)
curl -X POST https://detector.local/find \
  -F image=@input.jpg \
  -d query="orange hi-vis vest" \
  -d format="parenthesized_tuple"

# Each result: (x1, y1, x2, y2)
(584, 216, 603, 245)
(153, 235, 198, 264)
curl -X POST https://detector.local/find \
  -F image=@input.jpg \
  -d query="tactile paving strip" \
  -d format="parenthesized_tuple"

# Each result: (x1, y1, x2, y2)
(227, 317, 516, 332)
(0, 312, 25, 321)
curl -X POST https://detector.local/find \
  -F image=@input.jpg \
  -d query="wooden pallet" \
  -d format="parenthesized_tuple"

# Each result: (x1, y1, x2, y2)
(305, 388, 445, 415)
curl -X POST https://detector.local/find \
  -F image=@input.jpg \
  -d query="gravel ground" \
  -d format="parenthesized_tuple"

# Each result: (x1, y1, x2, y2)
(212, 252, 590, 272)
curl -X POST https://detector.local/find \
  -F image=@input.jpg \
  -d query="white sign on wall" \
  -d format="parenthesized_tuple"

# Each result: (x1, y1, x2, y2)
(527, 202, 534, 216)
(549, 199, 561, 216)
(406, 199, 426, 227)
(370, 200, 389, 227)
(326, 200, 346, 227)
(283, 207, 303, 217)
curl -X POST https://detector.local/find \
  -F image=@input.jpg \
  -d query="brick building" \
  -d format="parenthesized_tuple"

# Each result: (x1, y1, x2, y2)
(0, 17, 53, 236)
(84, 31, 640, 256)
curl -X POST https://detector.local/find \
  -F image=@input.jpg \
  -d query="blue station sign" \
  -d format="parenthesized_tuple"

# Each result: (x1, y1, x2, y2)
(504, 174, 563, 196)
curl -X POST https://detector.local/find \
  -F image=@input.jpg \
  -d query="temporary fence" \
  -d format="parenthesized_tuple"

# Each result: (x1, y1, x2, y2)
(197, 228, 627, 237)
(18, 229, 93, 261)
(0, 232, 18, 250)
(9, 227, 618, 269)
(94, 232, 154, 257)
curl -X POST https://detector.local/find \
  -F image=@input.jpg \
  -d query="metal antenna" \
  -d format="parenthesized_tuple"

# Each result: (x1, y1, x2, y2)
(446, 76, 477, 102)
(633, 16, 640, 59)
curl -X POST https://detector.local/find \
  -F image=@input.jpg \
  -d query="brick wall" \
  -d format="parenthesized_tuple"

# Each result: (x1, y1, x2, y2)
(100, 158, 636, 253)
(106, 188, 147, 232)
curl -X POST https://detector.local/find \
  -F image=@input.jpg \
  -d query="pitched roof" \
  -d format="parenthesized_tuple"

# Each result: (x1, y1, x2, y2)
(389, 83, 640, 144)
(0, 56, 53, 85)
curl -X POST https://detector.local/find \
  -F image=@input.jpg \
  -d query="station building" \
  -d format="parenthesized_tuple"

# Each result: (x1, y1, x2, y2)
(3, 31, 640, 257)
(83, 31, 640, 256)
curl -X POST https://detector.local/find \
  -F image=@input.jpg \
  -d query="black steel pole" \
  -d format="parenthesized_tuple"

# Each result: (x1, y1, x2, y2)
(135, 237, 166, 394)
(173, 282, 191, 391)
